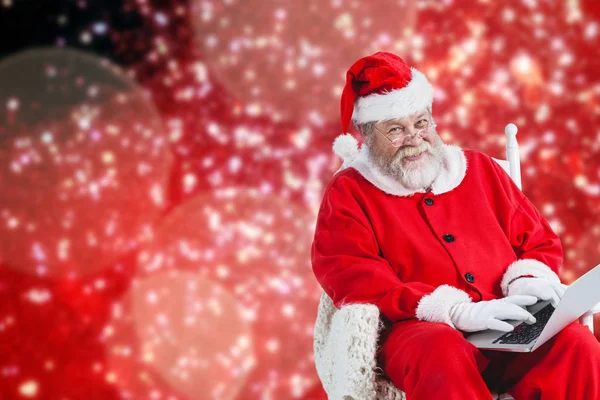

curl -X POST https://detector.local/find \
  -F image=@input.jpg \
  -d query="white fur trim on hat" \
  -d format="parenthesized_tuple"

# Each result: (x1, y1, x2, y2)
(352, 68, 434, 125)
(500, 259, 561, 297)
(416, 284, 472, 329)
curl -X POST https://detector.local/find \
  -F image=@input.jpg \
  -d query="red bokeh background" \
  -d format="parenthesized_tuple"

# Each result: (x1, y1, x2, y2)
(0, 0, 599, 399)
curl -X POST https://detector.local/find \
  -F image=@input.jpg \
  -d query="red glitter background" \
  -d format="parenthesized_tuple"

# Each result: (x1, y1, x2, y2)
(0, 0, 599, 399)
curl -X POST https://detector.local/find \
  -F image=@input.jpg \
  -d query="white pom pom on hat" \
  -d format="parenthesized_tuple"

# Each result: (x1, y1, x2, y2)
(332, 133, 359, 162)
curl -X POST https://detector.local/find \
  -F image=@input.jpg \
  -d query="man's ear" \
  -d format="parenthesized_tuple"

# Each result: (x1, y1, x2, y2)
(361, 125, 374, 146)
(357, 126, 365, 139)
(357, 127, 367, 144)
(354, 122, 367, 141)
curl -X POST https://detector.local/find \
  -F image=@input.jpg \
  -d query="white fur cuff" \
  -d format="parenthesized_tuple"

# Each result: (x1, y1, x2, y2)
(415, 284, 472, 328)
(500, 258, 560, 297)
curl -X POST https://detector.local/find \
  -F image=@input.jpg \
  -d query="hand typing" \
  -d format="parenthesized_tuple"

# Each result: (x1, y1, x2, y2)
(507, 277, 568, 307)
(449, 295, 538, 333)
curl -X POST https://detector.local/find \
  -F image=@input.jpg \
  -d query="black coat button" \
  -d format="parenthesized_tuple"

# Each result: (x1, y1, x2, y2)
(424, 198, 434, 206)
(443, 233, 455, 243)
(465, 273, 475, 283)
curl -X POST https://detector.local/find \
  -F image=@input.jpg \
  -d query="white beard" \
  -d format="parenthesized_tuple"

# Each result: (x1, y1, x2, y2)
(397, 156, 443, 189)
(368, 140, 445, 191)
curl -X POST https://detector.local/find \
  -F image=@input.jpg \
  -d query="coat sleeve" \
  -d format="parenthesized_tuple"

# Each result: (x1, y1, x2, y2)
(500, 188, 564, 296)
(311, 175, 473, 327)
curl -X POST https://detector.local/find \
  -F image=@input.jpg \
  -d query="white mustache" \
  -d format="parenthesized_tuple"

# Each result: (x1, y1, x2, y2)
(399, 142, 430, 158)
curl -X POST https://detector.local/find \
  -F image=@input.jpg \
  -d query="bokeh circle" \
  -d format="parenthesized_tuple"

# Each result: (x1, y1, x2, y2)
(0, 48, 172, 278)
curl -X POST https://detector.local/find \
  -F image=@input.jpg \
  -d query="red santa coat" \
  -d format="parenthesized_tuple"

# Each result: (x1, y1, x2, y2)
(311, 139, 563, 328)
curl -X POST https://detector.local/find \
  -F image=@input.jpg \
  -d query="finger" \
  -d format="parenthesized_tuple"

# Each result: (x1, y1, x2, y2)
(539, 284, 561, 307)
(530, 284, 559, 307)
(528, 285, 554, 302)
(487, 319, 515, 332)
(502, 295, 538, 306)
(550, 291, 560, 307)
(551, 282, 568, 298)
(494, 306, 537, 324)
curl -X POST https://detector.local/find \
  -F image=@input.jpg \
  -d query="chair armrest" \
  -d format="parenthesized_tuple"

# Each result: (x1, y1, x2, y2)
(579, 301, 600, 333)
(314, 290, 395, 400)
(588, 302, 600, 314)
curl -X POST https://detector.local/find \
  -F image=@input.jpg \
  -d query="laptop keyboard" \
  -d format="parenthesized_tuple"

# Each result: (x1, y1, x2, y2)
(492, 303, 556, 345)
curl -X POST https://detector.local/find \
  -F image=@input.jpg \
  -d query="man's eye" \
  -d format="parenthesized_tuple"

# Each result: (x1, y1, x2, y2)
(388, 127, 402, 134)
(416, 119, 428, 127)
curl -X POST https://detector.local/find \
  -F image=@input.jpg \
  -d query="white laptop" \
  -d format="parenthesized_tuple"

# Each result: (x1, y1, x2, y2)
(466, 263, 600, 352)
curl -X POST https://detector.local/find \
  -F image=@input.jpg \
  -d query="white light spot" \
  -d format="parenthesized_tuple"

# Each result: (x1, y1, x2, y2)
(558, 53, 573, 66)
(206, 35, 218, 48)
(80, 31, 92, 44)
(155, 12, 169, 26)
(216, 265, 229, 278)
(7, 98, 19, 111)
(265, 339, 279, 353)
(503, 8, 515, 22)
(274, 8, 286, 20)
(156, 313, 168, 326)
(513, 53, 532, 74)
(183, 173, 197, 193)
(93, 22, 107, 35)
(7, 217, 19, 229)
(41, 131, 53, 144)
(78, 118, 91, 130)
(585, 22, 598, 39)
(535, 104, 550, 122)
(101, 151, 115, 164)
(146, 291, 158, 304)
(19, 380, 38, 397)
(282, 303, 295, 318)
(26, 288, 52, 304)
(229, 156, 241, 173)
(105, 372, 117, 383)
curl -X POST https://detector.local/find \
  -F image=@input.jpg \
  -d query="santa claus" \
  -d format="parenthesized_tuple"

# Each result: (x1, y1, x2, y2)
(311, 51, 600, 399)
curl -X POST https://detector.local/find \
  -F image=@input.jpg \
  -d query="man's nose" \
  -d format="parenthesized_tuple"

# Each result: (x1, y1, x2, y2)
(404, 131, 423, 147)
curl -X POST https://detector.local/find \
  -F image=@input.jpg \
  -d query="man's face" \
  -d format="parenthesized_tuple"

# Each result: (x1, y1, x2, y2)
(364, 109, 445, 190)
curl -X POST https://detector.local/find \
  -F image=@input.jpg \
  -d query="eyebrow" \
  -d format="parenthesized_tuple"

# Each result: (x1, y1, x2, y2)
(384, 113, 427, 127)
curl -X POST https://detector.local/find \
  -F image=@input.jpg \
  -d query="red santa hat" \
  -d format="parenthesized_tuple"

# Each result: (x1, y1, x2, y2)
(340, 52, 434, 134)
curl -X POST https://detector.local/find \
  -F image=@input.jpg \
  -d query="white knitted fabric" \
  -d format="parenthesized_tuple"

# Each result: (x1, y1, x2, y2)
(313, 290, 406, 400)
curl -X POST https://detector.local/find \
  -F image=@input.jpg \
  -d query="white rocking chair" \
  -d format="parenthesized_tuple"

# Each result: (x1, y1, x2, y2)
(313, 123, 600, 400)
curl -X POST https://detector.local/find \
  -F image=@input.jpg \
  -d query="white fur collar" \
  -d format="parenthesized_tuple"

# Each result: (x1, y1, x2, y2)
(332, 134, 467, 197)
